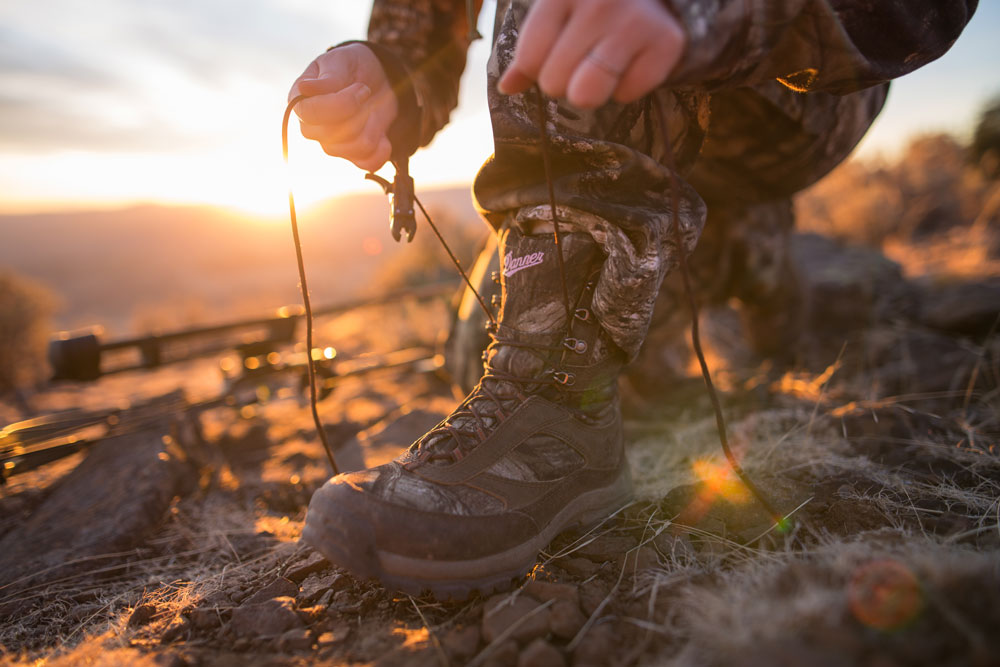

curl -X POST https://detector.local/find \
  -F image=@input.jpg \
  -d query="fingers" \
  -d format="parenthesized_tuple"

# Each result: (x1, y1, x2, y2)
(497, 0, 569, 95)
(292, 82, 372, 133)
(499, 0, 686, 109)
(301, 108, 393, 172)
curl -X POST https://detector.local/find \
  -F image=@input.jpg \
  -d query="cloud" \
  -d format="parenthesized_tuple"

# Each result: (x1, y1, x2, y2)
(0, 0, 369, 154)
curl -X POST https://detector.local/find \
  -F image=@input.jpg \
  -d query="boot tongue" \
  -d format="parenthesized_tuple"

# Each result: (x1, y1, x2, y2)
(488, 227, 601, 387)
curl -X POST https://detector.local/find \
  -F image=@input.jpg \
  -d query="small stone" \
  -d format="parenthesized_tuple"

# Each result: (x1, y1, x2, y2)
(128, 603, 158, 628)
(232, 638, 250, 652)
(279, 628, 314, 651)
(442, 624, 481, 661)
(481, 639, 519, 667)
(617, 546, 660, 572)
(576, 535, 637, 562)
(652, 532, 697, 562)
(519, 638, 566, 667)
(285, 550, 330, 583)
(548, 599, 586, 640)
(523, 580, 579, 606)
(572, 624, 614, 667)
(557, 557, 599, 577)
(230, 596, 303, 638)
(189, 607, 222, 631)
(242, 577, 298, 606)
(482, 594, 550, 644)
(578, 581, 610, 617)
(295, 605, 326, 624)
(317, 621, 351, 648)
(160, 616, 190, 644)
(298, 572, 343, 605)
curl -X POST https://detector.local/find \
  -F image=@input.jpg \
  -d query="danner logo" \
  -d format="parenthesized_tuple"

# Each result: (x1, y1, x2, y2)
(503, 251, 545, 277)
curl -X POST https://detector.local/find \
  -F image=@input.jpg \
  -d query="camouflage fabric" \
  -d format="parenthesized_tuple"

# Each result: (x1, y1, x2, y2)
(368, 0, 977, 358)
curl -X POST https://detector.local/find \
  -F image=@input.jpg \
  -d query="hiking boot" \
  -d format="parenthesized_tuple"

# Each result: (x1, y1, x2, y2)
(302, 225, 633, 599)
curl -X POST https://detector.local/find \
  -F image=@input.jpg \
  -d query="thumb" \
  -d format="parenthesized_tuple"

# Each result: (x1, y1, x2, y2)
(297, 75, 344, 97)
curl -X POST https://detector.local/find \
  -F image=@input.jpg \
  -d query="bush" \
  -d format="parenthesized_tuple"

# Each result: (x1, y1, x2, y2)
(0, 271, 55, 393)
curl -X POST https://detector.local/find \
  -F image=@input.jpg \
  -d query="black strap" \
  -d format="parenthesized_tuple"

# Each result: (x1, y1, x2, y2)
(330, 40, 423, 161)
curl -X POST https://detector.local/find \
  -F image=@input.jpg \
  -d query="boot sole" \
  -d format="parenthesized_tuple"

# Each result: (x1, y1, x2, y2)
(302, 465, 633, 600)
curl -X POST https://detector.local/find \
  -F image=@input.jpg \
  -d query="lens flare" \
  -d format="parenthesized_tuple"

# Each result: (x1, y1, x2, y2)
(849, 559, 925, 631)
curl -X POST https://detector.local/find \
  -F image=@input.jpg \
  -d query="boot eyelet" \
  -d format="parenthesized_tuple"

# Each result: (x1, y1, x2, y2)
(491, 271, 501, 284)
(491, 294, 501, 308)
(574, 308, 591, 322)
(484, 321, 497, 334)
(552, 370, 576, 386)
(563, 337, 588, 354)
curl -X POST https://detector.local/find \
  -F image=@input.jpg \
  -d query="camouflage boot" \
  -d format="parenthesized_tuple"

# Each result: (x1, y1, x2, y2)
(303, 225, 632, 599)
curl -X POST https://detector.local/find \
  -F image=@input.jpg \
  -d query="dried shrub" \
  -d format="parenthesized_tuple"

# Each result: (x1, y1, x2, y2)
(796, 132, 999, 248)
(0, 270, 55, 393)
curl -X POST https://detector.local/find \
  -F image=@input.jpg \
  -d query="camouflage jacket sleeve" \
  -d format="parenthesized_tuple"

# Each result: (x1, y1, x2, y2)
(665, 0, 978, 94)
(368, 0, 481, 149)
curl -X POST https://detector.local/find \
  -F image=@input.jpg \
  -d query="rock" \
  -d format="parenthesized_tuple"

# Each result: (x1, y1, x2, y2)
(279, 628, 314, 651)
(316, 621, 352, 648)
(189, 607, 222, 631)
(618, 546, 660, 572)
(523, 580, 579, 606)
(285, 550, 330, 583)
(571, 624, 614, 667)
(298, 572, 344, 605)
(557, 557, 600, 577)
(128, 603, 158, 628)
(920, 279, 1000, 336)
(481, 594, 551, 644)
(576, 535, 638, 562)
(481, 639, 519, 667)
(230, 596, 303, 638)
(519, 639, 566, 667)
(549, 599, 587, 640)
(578, 580, 611, 617)
(0, 399, 190, 604)
(242, 577, 298, 606)
(160, 616, 191, 644)
(653, 532, 697, 562)
(442, 624, 481, 662)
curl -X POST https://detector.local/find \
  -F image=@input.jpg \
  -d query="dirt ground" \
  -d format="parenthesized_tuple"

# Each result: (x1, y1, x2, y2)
(1, 219, 999, 666)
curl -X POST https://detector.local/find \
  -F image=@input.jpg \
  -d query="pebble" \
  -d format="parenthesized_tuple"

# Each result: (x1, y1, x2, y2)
(316, 621, 352, 648)
(523, 580, 579, 606)
(127, 603, 157, 628)
(279, 627, 314, 651)
(189, 607, 222, 631)
(481, 594, 550, 644)
(481, 639, 519, 667)
(160, 616, 191, 644)
(298, 572, 343, 605)
(285, 551, 330, 583)
(230, 596, 303, 638)
(548, 599, 587, 640)
(557, 557, 600, 577)
(652, 532, 697, 562)
(576, 535, 638, 562)
(519, 638, 566, 667)
(617, 546, 660, 572)
(571, 624, 614, 667)
(442, 624, 481, 662)
(242, 577, 298, 606)
(578, 581, 611, 617)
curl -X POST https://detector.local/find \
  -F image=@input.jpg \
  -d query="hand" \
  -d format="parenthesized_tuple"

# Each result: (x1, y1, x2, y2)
(497, 0, 686, 109)
(288, 43, 398, 172)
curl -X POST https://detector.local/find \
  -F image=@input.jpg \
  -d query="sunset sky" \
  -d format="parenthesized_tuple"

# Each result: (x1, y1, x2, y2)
(1, 1, 998, 217)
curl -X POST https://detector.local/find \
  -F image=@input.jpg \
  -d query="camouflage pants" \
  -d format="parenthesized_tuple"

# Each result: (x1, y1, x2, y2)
(472, 0, 888, 361)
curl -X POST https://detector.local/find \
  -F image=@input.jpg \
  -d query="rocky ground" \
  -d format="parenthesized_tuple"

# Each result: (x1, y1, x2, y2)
(1, 223, 998, 666)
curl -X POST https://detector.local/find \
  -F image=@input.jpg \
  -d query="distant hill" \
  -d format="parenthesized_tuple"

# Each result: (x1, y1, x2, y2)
(0, 186, 482, 335)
